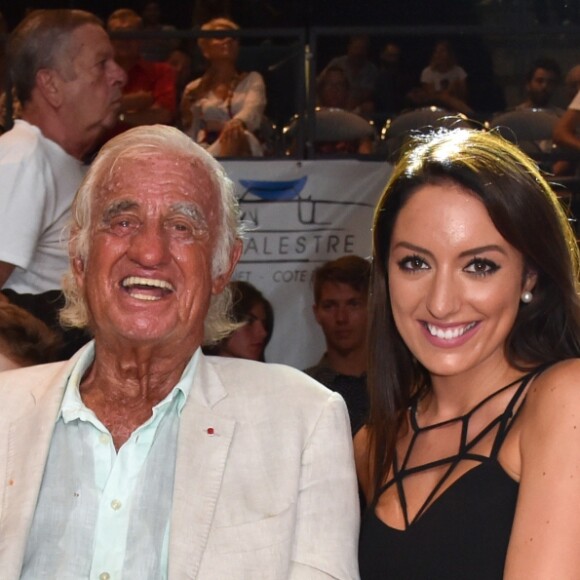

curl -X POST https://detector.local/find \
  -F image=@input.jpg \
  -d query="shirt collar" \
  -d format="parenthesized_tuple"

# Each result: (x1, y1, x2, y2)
(316, 353, 366, 380)
(59, 341, 200, 424)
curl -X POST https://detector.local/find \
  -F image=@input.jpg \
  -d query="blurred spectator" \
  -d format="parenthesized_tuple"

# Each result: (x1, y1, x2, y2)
(107, 8, 176, 131)
(321, 35, 378, 116)
(180, 17, 266, 157)
(0, 10, 8, 133)
(0, 89, 21, 135)
(379, 41, 401, 69)
(565, 64, 580, 104)
(373, 40, 415, 118)
(314, 66, 374, 154)
(140, 1, 178, 62)
(0, 9, 125, 359)
(0, 301, 61, 371)
(553, 88, 580, 173)
(317, 65, 351, 110)
(167, 46, 193, 114)
(305, 255, 370, 437)
(204, 281, 273, 361)
(0, 10, 19, 133)
(411, 39, 472, 115)
(516, 57, 562, 111)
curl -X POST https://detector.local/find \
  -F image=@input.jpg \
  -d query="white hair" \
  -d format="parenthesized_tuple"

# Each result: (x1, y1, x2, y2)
(60, 125, 244, 343)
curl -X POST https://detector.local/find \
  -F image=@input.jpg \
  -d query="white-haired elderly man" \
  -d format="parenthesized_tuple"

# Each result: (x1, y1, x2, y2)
(0, 125, 360, 580)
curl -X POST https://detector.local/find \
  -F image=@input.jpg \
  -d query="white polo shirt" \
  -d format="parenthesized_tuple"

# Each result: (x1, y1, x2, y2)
(0, 120, 86, 293)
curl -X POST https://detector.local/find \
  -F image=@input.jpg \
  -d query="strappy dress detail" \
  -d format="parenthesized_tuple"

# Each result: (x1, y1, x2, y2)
(359, 367, 546, 580)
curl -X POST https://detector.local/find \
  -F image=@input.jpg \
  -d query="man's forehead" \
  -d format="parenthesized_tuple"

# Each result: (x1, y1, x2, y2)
(320, 281, 365, 300)
(96, 153, 218, 204)
(533, 68, 556, 80)
(71, 23, 108, 49)
(110, 153, 211, 183)
(68, 24, 113, 64)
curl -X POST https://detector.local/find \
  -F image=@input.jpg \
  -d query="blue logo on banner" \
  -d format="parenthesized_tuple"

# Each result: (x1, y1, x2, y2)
(239, 177, 308, 201)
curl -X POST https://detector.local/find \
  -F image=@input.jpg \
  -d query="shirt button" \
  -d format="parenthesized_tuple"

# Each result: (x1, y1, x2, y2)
(99, 434, 109, 445)
(110, 499, 122, 511)
(99, 573, 110, 580)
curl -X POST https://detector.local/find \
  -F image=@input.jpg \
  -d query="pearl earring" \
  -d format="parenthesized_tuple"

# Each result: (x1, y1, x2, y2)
(521, 291, 533, 304)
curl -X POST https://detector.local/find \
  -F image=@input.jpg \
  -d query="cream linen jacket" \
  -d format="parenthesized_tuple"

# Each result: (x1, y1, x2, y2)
(0, 349, 360, 579)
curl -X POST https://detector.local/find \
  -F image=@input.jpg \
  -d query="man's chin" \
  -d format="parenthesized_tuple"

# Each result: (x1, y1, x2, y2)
(330, 342, 356, 356)
(101, 112, 121, 130)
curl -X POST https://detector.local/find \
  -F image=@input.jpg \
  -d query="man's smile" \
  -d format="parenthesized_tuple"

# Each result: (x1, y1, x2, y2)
(121, 276, 175, 301)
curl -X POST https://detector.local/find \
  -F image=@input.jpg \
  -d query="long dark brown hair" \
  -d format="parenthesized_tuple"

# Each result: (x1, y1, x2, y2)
(368, 128, 580, 495)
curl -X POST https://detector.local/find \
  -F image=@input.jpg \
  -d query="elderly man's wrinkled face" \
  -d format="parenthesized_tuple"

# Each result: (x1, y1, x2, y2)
(74, 154, 234, 350)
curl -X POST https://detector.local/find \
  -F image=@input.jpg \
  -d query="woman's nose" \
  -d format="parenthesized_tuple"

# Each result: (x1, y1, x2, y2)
(425, 269, 461, 319)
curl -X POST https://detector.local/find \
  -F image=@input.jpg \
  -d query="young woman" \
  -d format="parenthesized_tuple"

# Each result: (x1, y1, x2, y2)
(356, 128, 580, 578)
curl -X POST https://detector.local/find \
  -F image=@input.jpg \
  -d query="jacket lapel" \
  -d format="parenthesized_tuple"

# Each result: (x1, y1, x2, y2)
(169, 356, 236, 579)
(0, 361, 71, 578)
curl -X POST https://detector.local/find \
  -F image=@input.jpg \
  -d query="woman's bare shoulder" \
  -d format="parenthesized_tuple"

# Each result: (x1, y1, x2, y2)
(524, 358, 580, 410)
(504, 359, 580, 577)
(519, 358, 580, 448)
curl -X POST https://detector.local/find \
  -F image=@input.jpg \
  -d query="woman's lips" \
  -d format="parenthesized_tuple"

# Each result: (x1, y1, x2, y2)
(420, 320, 480, 347)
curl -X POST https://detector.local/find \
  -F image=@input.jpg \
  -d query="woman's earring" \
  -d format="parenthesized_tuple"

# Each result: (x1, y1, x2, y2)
(521, 290, 533, 304)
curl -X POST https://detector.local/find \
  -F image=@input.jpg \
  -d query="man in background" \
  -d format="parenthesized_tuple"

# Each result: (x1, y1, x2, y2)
(305, 255, 370, 436)
(321, 35, 378, 115)
(516, 57, 562, 110)
(107, 8, 176, 131)
(0, 9, 126, 357)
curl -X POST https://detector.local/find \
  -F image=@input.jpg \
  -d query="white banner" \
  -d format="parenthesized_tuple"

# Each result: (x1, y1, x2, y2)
(222, 159, 392, 370)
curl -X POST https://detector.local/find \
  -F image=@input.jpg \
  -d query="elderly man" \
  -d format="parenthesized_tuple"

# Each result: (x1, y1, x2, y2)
(0, 10, 126, 357)
(0, 125, 360, 580)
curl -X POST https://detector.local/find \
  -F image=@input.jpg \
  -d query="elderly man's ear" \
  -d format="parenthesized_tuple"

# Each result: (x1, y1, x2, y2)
(211, 239, 242, 295)
(71, 254, 86, 297)
(70, 231, 86, 283)
(36, 68, 67, 108)
(72, 255, 85, 274)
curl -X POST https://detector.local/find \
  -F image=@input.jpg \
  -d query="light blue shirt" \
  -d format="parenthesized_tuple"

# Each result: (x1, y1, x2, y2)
(21, 342, 200, 580)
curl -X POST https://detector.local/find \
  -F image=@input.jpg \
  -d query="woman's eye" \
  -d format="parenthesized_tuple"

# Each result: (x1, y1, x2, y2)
(398, 255, 429, 271)
(464, 258, 500, 276)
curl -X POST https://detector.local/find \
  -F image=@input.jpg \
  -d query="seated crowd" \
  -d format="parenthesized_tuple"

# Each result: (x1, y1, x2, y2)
(3, 9, 580, 161)
(2, 6, 580, 358)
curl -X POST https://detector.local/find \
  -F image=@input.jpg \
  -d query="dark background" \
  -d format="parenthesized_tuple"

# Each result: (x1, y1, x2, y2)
(0, 0, 482, 30)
